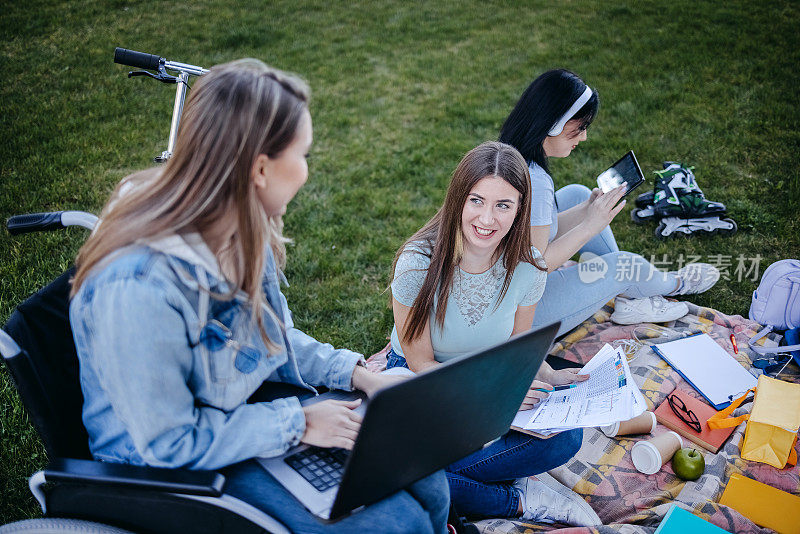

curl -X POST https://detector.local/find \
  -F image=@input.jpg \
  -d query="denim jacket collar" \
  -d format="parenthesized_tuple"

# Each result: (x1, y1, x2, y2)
(143, 232, 227, 292)
(143, 232, 289, 293)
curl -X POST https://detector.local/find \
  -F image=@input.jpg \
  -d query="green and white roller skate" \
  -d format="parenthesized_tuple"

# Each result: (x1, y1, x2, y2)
(631, 162, 737, 239)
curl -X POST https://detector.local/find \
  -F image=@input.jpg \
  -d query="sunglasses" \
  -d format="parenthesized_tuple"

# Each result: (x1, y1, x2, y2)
(753, 354, 793, 376)
(667, 394, 702, 433)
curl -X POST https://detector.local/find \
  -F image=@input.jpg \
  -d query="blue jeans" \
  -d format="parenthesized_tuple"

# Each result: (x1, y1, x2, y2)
(222, 460, 450, 533)
(534, 184, 680, 336)
(386, 350, 583, 518)
(224, 381, 450, 533)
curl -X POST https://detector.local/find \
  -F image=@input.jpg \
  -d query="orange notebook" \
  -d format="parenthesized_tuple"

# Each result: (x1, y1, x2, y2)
(654, 388, 736, 453)
(720, 473, 800, 534)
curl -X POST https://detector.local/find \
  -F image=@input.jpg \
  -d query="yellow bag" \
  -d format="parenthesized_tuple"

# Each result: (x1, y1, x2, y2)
(707, 375, 800, 468)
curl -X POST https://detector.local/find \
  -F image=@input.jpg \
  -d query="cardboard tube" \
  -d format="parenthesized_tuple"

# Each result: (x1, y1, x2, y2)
(601, 411, 657, 437)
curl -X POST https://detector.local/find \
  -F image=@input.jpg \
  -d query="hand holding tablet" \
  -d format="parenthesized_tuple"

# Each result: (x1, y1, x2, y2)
(596, 150, 645, 197)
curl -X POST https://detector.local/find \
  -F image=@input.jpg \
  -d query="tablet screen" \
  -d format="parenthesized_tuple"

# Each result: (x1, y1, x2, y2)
(596, 150, 645, 195)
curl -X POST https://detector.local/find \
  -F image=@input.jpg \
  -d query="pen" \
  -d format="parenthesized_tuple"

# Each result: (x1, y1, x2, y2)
(730, 333, 739, 354)
(531, 387, 554, 393)
(553, 384, 577, 391)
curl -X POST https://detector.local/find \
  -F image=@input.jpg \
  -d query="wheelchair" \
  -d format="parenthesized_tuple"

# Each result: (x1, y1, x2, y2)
(0, 48, 292, 534)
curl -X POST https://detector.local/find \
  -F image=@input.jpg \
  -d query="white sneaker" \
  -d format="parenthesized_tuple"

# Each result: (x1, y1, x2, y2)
(669, 263, 720, 295)
(610, 296, 689, 325)
(513, 473, 601, 526)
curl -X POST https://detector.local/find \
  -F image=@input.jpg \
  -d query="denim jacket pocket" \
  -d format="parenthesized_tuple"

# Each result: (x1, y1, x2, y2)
(233, 344, 260, 374)
(207, 344, 237, 384)
(199, 319, 261, 384)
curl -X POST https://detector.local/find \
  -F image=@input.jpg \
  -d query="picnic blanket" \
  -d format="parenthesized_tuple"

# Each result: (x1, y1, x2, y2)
(367, 301, 800, 533)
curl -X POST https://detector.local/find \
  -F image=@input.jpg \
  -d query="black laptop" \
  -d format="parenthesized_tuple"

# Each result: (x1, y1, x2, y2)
(258, 321, 560, 521)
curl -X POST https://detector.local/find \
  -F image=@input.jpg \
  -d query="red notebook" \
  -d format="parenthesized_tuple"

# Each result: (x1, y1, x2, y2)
(654, 388, 737, 453)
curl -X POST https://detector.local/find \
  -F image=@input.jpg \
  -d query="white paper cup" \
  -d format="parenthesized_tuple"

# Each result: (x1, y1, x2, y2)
(601, 411, 657, 437)
(631, 431, 682, 475)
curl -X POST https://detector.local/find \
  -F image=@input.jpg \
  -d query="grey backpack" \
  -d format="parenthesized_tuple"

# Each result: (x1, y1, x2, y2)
(748, 259, 800, 354)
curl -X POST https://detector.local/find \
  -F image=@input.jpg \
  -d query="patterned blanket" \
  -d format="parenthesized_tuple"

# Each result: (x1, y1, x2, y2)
(367, 301, 800, 533)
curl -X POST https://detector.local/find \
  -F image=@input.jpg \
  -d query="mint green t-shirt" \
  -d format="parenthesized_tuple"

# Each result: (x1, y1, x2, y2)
(390, 243, 547, 362)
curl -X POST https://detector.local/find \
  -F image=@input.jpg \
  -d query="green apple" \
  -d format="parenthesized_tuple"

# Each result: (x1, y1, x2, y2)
(671, 447, 705, 481)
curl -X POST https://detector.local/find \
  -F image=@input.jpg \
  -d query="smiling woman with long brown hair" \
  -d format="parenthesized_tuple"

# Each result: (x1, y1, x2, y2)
(386, 141, 600, 526)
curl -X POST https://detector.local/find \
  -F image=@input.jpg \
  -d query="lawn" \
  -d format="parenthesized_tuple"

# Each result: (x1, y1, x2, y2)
(1, 0, 798, 525)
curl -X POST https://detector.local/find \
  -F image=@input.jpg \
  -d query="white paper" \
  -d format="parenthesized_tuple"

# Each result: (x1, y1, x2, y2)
(514, 345, 645, 432)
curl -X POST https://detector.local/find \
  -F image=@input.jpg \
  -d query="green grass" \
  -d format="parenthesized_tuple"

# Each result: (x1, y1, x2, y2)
(2, 0, 799, 524)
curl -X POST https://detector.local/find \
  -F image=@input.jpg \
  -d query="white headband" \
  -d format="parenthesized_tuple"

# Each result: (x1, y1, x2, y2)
(547, 86, 593, 136)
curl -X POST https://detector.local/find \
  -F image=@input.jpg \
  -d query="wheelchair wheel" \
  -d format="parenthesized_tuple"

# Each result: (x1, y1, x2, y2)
(0, 518, 134, 533)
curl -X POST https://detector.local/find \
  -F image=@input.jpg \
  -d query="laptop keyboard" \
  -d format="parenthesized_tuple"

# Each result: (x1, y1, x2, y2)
(284, 447, 349, 492)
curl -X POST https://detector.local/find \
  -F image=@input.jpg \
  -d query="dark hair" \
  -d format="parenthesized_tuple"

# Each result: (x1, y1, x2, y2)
(394, 141, 546, 344)
(499, 69, 599, 174)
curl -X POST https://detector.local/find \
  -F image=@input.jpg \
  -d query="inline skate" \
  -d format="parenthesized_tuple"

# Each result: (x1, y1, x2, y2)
(631, 162, 737, 239)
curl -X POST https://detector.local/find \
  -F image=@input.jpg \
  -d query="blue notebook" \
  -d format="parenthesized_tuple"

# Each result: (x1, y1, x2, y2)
(655, 505, 731, 534)
(651, 333, 757, 410)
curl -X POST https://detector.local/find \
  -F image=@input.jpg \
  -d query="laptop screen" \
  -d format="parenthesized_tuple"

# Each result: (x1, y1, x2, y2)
(329, 321, 560, 519)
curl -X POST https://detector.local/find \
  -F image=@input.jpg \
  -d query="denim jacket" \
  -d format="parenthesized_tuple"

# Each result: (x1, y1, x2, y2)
(70, 233, 362, 470)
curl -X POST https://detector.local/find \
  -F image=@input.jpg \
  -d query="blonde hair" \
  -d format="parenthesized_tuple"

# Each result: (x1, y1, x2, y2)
(72, 58, 310, 351)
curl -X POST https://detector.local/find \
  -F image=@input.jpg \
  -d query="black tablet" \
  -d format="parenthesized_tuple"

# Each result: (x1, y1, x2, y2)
(596, 150, 645, 197)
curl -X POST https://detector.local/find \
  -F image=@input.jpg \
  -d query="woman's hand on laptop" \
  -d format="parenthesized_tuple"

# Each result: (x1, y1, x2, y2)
(351, 365, 410, 398)
(301, 399, 363, 450)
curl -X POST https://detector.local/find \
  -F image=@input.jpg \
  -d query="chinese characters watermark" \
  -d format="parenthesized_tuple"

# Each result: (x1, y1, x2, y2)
(576, 252, 762, 284)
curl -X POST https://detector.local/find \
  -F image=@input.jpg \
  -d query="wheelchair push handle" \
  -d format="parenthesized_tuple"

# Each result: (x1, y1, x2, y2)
(7, 211, 98, 235)
(114, 46, 208, 77)
(7, 212, 63, 234)
(114, 47, 207, 162)
(114, 47, 162, 71)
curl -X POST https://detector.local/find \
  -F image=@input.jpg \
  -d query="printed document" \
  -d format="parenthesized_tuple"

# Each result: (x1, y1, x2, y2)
(512, 344, 646, 433)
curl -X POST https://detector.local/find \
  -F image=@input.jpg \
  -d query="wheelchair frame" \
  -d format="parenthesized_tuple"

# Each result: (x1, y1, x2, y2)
(1, 48, 293, 534)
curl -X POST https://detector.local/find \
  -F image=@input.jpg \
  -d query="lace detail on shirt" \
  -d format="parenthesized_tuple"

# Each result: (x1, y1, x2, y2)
(392, 244, 547, 326)
(453, 262, 505, 327)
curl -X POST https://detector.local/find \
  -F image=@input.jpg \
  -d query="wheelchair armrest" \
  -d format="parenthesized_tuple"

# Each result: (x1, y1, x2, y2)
(44, 457, 225, 497)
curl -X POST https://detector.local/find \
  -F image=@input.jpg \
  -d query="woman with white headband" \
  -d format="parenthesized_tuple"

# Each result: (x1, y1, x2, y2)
(499, 69, 719, 334)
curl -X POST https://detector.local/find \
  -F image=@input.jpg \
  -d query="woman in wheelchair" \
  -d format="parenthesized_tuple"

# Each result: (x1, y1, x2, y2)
(68, 59, 449, 533)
